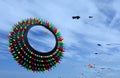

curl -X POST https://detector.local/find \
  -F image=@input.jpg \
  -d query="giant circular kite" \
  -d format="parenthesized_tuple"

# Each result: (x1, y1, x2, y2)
(8, 18, 64, 72)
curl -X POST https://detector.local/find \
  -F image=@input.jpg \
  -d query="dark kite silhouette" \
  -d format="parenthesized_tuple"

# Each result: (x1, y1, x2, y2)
(72, 16, 80, 19)
(89, 16, 93, 18)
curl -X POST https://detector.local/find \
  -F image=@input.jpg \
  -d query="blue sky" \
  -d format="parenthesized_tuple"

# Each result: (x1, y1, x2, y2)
(0, 0, 120, 78)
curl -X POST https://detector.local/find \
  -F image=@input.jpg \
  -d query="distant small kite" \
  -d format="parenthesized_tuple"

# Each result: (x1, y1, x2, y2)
(88, 16, 93, 18)
(72, 16, 80, 19)
(88, 64, 95, 68)
(8, 18, 64, 72)
(94, 52, 111, 55)
(97, 44, 102, 46)
(94, 52, 99, 55)
(106, 43, 120, 46)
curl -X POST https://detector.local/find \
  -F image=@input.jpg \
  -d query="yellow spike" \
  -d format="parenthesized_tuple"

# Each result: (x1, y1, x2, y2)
(41, 60, 43, 62)
(40, 56, 43, 58)
(55, 30, 58, 34)
(20, 26, 22, 29)
(30, 56, 32, 58)
(29, 65, 31, 68)
(24, 44, 26, 46)
(16, 60, 19, 63)
(44, 68, 46, 70)
(58, 41, 64, 43)
(16, 56, 18, 59)
(10, 43, 12, 45)
(29, 61, 31, 63)
(18, 52, 20, 54)
(13, 39, 15, 41)
(31, 52, 33, 54)
(17, 36, 20, 39)
(50, 55, 52, 57)
(21, 48, 23, 50)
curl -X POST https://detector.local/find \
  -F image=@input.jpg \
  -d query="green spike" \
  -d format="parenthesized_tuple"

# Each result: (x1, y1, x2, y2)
(56, 32, 61, 38)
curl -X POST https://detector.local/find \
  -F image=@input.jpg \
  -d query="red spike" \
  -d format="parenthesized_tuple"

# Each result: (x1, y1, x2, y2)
(53, 27, 57, 33)
(58, 36, 63, 41)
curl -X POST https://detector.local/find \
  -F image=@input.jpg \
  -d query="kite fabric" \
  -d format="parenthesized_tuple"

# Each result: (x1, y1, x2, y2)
(8, 18, 64, 72)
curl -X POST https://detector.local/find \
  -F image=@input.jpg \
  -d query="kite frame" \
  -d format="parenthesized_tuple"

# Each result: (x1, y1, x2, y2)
(9, 18, 64, 72)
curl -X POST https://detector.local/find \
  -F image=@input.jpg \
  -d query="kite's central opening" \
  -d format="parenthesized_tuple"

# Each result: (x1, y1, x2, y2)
(27, 25, 56, 53)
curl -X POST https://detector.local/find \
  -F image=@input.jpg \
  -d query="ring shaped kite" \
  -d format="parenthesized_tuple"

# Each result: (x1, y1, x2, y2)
(8, 18, 64, 72)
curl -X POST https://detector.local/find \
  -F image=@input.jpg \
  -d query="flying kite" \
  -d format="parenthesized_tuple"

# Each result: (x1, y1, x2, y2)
(88, 64, 95, 68)
(94, 52, 111, 55)
(8, 18, 64, 72)
(97, 44, 102, 46)
(106, 43, 120, 46)
(97, 43, 120, 46)
(72, 16, 80, 19)
(88, 16, 93, 18)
